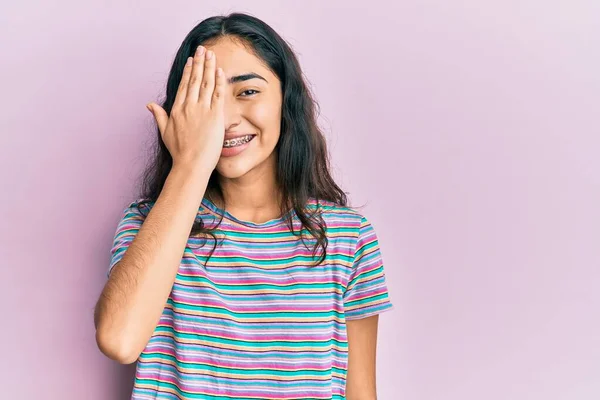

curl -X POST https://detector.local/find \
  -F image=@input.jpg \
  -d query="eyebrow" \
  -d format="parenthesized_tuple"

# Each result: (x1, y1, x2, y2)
(228, 73, 268, 84)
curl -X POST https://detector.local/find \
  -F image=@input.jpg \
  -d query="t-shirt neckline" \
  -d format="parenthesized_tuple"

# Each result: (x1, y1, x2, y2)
(201, 196, 295, 229)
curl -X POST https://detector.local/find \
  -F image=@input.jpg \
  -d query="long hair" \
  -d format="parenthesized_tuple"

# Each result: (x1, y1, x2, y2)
(136, 12, 348, 265)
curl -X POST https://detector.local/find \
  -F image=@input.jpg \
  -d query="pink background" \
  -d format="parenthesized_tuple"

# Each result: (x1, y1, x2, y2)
(1, 1, 599, 399)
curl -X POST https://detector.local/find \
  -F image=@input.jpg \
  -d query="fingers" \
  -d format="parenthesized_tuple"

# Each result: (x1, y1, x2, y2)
(172, 45, 221, 112)
(186, 45, 206, 103)
(211, 68, 225, 110)
(173, 57, 193, 108)
(147, 103, 168, 136)
(198, 50, 217, 107)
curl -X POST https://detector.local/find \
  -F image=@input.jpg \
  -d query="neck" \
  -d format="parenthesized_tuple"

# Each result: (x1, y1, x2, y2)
(210, 153, 284, 224)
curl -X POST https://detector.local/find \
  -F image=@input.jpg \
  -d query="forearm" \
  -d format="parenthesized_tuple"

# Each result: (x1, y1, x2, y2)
(95, 164, 211, 363)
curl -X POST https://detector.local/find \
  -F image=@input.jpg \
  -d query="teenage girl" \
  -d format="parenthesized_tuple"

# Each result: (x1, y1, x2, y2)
(94, 12, 394, 400)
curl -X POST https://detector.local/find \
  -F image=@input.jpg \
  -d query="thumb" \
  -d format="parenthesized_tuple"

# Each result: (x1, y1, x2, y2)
(146, 103, 168, 135)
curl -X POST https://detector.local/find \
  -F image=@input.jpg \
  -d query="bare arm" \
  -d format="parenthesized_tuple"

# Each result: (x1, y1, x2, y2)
(345, 315, 380, 400)
(94, 45, 226, 364)
(94, 164, 211, 364)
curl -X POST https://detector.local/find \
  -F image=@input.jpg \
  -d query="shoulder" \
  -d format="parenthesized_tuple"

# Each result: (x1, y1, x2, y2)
(306, 198, 368, 233)
(119, 198, 155, 218)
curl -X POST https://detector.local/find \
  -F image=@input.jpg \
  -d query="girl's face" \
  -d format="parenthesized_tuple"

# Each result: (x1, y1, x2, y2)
(204, 36, 283, 179)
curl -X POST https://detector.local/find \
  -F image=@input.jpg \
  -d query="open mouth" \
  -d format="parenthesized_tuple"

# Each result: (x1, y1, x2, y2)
(223, 134, 256, 148)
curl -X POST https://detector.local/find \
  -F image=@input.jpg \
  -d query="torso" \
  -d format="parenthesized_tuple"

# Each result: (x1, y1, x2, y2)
(128, 197, 387, 399)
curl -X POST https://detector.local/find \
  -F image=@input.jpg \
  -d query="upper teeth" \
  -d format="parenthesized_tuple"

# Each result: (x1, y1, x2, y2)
(224, 135, 254, 147)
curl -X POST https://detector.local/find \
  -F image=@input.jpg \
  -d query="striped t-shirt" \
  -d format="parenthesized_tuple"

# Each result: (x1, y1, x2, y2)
(107, 196, 394, 400)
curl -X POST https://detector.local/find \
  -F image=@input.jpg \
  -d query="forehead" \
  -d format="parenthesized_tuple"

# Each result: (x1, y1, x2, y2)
(204, 36, 276, 82)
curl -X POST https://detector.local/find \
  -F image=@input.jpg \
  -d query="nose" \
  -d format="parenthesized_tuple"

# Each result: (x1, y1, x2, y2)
(223, 94, 242, 131)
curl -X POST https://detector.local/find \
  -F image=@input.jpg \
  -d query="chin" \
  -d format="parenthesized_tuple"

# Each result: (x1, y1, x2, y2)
(214, 159, 255, 179)
(215, 147, 277, 180)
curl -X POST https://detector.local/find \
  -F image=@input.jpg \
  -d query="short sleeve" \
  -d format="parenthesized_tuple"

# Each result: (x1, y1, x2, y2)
(107, 200, 148, 278)
(343, 215, 395, 320)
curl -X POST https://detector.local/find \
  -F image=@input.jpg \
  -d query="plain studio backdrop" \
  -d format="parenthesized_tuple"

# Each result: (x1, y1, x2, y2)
(1, 1, 598, 399)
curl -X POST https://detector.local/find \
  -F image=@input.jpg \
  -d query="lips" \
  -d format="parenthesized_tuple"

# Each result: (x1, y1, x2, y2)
(220, 134, 255, 157)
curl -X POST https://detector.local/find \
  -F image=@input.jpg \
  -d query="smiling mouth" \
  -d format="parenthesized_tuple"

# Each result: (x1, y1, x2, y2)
(223, 135, 256, 148)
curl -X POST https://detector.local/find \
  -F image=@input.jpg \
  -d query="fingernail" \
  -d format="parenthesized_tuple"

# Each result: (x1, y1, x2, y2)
(206, 50, 213, 60)
(196, 45, 204, 55)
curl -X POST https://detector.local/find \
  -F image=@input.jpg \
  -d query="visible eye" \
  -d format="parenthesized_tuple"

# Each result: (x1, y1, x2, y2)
(239, 89, 260, 97)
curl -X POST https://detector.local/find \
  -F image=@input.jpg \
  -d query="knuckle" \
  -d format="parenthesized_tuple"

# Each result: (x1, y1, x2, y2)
(170, 108, 182, 118)
(182, 104, 194, 115)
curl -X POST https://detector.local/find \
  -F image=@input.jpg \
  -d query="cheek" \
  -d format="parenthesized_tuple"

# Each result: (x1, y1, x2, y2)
(246, 100, 281, 136)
